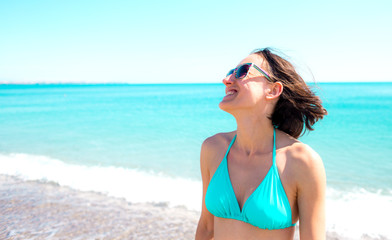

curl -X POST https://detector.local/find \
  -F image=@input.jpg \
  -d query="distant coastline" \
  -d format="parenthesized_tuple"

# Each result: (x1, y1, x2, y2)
(1, 81, 392, 85)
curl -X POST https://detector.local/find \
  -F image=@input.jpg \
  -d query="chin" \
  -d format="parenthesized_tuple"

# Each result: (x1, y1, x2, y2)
(219, 100, 235, 113)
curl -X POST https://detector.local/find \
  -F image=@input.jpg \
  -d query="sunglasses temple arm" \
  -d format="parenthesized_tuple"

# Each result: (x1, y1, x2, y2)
(253, 65, 272, 81)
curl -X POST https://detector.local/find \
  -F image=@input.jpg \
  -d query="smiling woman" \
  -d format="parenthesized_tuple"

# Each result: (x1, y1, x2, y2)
(196, 48, 328, 240)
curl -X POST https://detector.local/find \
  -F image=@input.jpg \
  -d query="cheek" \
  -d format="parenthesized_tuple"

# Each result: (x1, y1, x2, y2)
(248, 85, 266, 103)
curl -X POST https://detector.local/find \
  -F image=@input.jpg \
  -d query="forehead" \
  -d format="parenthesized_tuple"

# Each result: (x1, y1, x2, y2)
(237, 54, 263, 67)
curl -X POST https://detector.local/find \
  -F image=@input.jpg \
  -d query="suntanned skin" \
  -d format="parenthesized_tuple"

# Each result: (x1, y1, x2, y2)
(195, 54, 326, 240)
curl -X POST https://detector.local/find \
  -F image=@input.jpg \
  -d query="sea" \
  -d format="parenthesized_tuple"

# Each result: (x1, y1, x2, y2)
(1, 82, 391, 239)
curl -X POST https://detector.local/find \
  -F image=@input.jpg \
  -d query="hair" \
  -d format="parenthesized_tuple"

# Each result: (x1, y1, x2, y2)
(252, 47, 327, 139)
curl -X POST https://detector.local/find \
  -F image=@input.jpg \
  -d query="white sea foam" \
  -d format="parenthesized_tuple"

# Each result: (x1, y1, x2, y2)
(0, 152, 391, 239)
(325, 188, 392, 239)
(0, 152, 202, 210)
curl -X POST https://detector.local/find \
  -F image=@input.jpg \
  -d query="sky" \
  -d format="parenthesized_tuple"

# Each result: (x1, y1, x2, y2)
(0, 0, 391, 84)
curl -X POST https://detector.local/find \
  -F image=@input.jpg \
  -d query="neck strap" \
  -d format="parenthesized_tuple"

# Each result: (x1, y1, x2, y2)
(225, 128, 276, 161)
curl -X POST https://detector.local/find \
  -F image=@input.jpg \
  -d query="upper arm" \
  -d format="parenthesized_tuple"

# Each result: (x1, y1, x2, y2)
(196, 136, 219, 240)
(294, 144, 326, 240)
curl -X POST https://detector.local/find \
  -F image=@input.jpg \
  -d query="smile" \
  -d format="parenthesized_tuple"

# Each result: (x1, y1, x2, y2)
(225, 89, 237, 96)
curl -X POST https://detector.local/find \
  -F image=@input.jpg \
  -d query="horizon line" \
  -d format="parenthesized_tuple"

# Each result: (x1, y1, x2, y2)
(1, 81, 392, 85)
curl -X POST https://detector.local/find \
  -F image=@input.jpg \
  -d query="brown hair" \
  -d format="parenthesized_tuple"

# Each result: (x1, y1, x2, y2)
(252, 48, 327, 139)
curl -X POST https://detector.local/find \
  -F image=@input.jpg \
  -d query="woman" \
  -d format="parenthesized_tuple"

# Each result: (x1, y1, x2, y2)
(195, 48, 327, 240)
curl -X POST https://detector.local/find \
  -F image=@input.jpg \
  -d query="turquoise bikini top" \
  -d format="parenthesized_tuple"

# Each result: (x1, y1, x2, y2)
(205, 128, 296, 230)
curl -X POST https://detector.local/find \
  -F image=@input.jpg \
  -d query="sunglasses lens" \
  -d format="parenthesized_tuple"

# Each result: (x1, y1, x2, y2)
(236, 64, 251, 79)
(226, 69, 235, 77)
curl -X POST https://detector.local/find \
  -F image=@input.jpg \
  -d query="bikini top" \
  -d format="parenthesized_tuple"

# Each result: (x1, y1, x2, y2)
(205, 128, 296, 230)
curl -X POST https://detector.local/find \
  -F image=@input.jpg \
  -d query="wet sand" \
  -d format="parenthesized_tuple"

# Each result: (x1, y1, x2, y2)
(0, 174, 385, 240)
(0, 175, 199, 239)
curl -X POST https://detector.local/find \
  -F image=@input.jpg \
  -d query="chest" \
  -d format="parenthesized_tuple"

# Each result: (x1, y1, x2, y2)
(227, 154, 272, 208)
(227, 150, 295, 210)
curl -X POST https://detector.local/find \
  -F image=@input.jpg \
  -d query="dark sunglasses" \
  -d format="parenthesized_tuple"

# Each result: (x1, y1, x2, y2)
(226, 63, 271, 81)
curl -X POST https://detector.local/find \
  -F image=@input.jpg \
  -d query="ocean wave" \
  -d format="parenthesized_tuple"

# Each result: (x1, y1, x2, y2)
(0, 152, 202, 210)
(325, 187, 392, 239)
(0, 152, 391, 239)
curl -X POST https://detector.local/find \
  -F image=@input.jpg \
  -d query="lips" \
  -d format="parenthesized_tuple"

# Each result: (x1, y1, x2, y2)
(223, 88, 238, 99)
(226, 90, 236, 95)
(226, 89, 237, 95)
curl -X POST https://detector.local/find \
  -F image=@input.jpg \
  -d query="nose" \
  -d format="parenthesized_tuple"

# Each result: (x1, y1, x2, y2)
(222, 74, 234, 86)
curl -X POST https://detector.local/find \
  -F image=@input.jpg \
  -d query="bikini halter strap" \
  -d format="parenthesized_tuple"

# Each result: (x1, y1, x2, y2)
(272, 127, 277, 166)
(225, 127, 276, 162)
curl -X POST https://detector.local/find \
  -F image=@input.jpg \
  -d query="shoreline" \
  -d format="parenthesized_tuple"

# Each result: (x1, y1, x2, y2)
(0, 174, 386, 240)
(0, 174, 199, 239)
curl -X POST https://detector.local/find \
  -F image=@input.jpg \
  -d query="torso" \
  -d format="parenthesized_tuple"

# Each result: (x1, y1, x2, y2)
(207, 129, 301, 239)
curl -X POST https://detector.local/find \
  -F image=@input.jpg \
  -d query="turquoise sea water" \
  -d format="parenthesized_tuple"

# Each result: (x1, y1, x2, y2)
(1, 83, 391, 191)
(1, 83, 392, 238)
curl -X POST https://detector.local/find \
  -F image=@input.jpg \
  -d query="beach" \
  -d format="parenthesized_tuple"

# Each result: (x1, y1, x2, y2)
(1, 83, 391, 239)
(2, 175, 389, 240)
(0, 174, 200, 240)
(1, 0, 392, 237)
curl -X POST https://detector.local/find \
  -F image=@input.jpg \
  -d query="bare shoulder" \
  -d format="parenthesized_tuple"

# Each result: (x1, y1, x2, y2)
(288, 142, 323, 168)
(200, 131, 236, 169)
(285, 138, 326, 188)
(201, 131, 235, 151)
(277, 130, 325, 186)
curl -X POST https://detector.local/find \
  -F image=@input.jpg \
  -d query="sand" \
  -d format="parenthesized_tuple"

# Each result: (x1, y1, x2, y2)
(0, 174, 387, 240)
(0, 175, 199, 239)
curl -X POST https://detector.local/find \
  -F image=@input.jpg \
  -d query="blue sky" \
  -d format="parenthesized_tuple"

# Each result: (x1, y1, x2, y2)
(0, 0, 391, 83)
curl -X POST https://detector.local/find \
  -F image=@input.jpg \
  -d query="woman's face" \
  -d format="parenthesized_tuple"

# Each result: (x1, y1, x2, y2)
(219, 54, 272, 113)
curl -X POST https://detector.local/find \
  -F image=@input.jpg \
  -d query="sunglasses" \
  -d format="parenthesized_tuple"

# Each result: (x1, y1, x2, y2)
(226, 63, 271, 81)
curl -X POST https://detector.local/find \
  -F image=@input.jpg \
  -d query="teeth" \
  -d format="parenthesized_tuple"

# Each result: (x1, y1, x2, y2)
(226, 90, 236, 95)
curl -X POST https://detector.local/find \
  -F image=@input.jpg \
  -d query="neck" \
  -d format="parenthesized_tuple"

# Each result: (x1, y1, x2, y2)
(233, 111, 275, 157)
